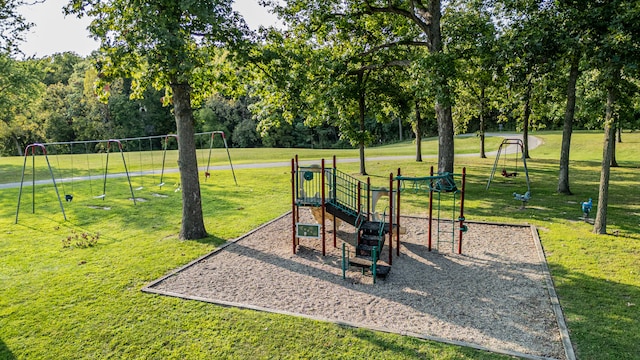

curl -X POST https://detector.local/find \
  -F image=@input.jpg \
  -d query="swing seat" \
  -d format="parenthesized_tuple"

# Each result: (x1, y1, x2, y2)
(135, 186, 144, 191)
(501, 168, 518, 178)
(158, 182, 165, 187)
(94, 194, 106, 199)
(65, 194, 73, 202)
(205, 171, 210, 178)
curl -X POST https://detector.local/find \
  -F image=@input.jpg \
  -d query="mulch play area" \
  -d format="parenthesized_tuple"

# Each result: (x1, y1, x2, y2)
(143, 210, 573, 360)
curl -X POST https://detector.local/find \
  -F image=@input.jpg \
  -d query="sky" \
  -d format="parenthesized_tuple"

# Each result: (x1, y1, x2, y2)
(18, 0, 281, 58)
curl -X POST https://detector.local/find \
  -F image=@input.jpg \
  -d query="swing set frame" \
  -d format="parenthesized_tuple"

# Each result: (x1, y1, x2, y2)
(14, 131, 237, 223)
(15, 139, 137, 223)
(158, 131, 238, 188)
(486, 138, 530, 193)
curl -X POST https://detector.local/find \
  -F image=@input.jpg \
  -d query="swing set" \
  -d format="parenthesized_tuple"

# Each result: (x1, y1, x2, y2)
(486, 138, 530, 193)
(157, 131, 237, 189)
(199, 131, 237, 185)
(15, 143, 67, 223)
(15, 139, 137, 223)
(14, 131, 237, 223)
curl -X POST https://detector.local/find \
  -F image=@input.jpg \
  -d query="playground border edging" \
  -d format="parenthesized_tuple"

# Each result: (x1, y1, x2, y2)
(142, 213, 575, 360)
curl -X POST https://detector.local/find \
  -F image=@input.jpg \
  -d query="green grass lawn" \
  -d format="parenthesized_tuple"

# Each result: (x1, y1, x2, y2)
(1, 131, 639, 359)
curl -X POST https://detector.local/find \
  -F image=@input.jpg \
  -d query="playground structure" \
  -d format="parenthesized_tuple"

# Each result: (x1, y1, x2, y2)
(14, 131, 236, 223)
(396, 167, 467, 254)
(486, 138, 531, 206)
(291, 156, 467, 283)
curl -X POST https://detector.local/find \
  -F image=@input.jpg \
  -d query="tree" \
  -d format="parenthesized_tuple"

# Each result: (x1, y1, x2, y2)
(66, 0, 248, 240)
(497, 1, 562, 159)
(445, 0, 501, 158)
(566, 0, 640, 234)
(0, 55, 44, 155)
(0, 0, 34, 54)
(248, 23, 403, 174)
(269, 0, 456, 173)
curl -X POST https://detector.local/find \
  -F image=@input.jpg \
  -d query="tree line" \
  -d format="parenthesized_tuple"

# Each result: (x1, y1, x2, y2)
(2, 0, 639, 238)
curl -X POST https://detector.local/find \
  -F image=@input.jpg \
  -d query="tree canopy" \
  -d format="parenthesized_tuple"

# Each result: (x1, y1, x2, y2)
(65, 0, 249, 240)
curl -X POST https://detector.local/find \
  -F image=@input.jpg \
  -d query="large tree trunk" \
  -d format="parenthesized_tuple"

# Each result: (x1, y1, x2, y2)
(593, 84, 617, 235)
(436, 99, 455, 173)
(479, 86, 486, 159)
(357, 71, 367, 175)
(558, 52, 580, 195)
(428, 0, 454, 174)
(172, 82, 208, 240)
(415, 101, 423, 162)
(13, 134, 23, 156)
(617, 124, 622, 143)
(611, 126, 618, 167)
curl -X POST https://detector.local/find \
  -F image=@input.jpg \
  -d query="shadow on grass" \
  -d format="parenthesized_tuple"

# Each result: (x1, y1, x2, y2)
(457, 158, 640, 234)
(0, 339, 16, 360)
(352, 329, 512, 359)
(550, 264, 640, 359)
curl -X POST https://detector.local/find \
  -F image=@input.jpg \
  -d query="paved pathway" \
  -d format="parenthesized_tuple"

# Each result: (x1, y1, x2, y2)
(0, 134, 540, 190)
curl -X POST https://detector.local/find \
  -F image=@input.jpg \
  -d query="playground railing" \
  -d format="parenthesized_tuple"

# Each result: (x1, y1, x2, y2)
(327, 168, 364, 216)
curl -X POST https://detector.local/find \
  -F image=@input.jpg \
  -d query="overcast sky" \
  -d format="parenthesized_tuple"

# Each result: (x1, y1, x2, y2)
(18, 0, 281, 58)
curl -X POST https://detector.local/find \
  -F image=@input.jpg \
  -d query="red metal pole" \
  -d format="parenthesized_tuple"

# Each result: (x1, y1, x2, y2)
(458, 167, 466, 254)
(428, 166, 434, 252)
(295, 155, 299, 223)
(332, 155, 338, 248)
(388, 172, 393, 266)
(291, 158, 297, 254)
(396, 168, 401, 256)
(321, 158, 326, 256)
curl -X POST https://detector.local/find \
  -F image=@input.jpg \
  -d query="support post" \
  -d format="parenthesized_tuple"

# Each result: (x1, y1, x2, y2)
(357, 181, 362, 246)
(396, 168, 401, 256)
(366, 177, 371, 221)
(428, 166, 434, 251)
(113, 140, 137, 205)
(321, 158, 326, 256)
(458, 167, 466, 254)
(388, 172, 393, 265)
(291, 158, 296, 254)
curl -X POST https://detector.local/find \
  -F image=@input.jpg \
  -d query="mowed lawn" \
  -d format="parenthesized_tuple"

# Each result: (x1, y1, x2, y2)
(1, 131, 638, 359)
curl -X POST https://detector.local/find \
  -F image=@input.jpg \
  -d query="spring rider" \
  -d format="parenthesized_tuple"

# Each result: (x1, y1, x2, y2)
(513, 191, 531, 209)
(581, 198, 593, 220)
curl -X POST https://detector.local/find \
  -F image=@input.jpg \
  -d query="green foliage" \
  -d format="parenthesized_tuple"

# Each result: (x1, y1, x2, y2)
(0, 54, 45, 154)
(65, 0, 249, 99)
(39, 52, 84, 86)
(0, 0, 32, 54)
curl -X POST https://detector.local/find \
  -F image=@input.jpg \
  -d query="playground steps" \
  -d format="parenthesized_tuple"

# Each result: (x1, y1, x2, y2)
(324, 201, 359, 225)
(360, 234, 381, 246)
(348, 257, 391, 279)
(359, 220, 388, 234)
